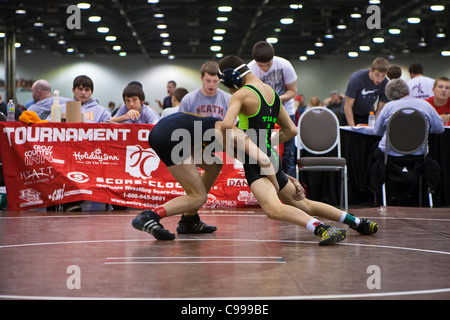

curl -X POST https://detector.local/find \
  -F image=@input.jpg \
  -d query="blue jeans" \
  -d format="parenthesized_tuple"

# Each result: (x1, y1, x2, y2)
(281, 115, 297, 177)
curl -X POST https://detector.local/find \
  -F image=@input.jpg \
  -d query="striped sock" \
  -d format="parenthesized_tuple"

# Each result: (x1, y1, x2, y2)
(339, 211, 360, 227)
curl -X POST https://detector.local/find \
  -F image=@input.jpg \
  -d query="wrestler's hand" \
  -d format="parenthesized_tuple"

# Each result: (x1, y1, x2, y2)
(287, 175, 306, 201)
(259, 156, 280, 193)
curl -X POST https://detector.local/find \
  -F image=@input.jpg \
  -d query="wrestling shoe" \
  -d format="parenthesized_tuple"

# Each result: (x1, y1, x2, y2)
(132, 210, 175, 240)
(351, 218, 378, 235)
(176, 214, 217, 234)
(314, 225, 347, 246)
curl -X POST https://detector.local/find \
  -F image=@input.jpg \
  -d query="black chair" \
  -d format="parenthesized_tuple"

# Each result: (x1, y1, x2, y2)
(382, 108, 434, 207)
(296, 107, 348, 211)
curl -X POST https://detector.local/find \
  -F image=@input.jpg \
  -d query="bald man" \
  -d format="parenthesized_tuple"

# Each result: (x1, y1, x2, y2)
(28, 80, 70, 119)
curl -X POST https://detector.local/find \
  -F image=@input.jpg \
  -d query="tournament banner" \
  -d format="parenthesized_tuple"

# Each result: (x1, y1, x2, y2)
(0, 123, 262, 211)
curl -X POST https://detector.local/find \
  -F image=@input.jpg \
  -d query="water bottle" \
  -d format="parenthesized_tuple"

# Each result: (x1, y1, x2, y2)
(51, 90, 62, 122)
(368, 111, 375, 127)
(7, 100, 15, 122)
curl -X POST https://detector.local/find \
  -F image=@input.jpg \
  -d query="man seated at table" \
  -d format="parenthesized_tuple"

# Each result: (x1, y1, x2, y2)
(110, 84, 160, 124)
(370, 78, 444, 205)
(424, 77, 450, 126)
(28, 79, 70, 120)
(46, 75, 111, 123)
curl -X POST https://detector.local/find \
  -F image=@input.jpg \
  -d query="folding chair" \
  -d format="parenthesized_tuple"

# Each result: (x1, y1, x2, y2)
(296, 107, 348, 211)
(382, 108, 433, 207)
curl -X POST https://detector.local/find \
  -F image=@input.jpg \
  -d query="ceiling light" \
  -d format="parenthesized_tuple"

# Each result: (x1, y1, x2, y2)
(119, 52, 127, 57)
(430, 5, 445, 11)
(290, 4, 303, 9)
(113, 45, 121, 51)
(168, 55, 175, 60)
(348, 52, 359, 58)
(216, 53, 224, 58)
(48, 32, 57, 37)
(105, 36, 116, 41)
(160, 49, 169, 54)
(163, 41, 171, 46)
(324, 33, 334, 39)
(34, 21, 44, 27)
(389, 29, 401, 35)
(67, 48, 75, 53)
(148, 0, 159, 3)
(436, 32, 446, 38)
(266, 37, 278, 44)
(359, 45, 371, 51)
(0, 33, 5, 38)
(369, 0, 380, 4)
(97, 27, 109, 33)
(157, 24, 167, 29)
(299, 56, 307, 61)
(88, 16, 101, 22)
(218, 6, 232, 12)
(337, 22, 347, 30)
(315, 39, 324, 47)
(407, 17, 421, 24)
(280, 18, 294, 24)
(210, 45, 221, 52)
(373, 37, 385, 43)
(217, 17, 228, 22)
(15, 43, 21, 48)
(154, 13, 164, 18)
(58, 39, 66, 45)
(160, 32, 170, 38)
(25, 49, 33, 54)
(306, 50, 315, 55)
(214, 29, 226, 34)
(418, 37, 427, 47)
(15, 9, 26, 14)
(213, 36, 223, 41)
(441, 51, 450, 56)
(77, 3, 91, 9)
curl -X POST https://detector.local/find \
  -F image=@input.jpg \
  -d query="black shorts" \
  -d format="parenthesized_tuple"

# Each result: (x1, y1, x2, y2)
(243, 162, 289, 191)
(148, 125, 182, 167)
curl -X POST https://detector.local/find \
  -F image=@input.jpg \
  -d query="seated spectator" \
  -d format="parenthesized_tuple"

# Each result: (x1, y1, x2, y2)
(387, 65, 402, 80)
(28, 79, 70, 120)
(46, 75, 111, 123)
(373, 79, 444, 157)
(424, 77, 450, 126)
(110, 84, 160, 124)
(407, 62, 434, 99)
(323, 90, 343, 118)
(161, 87, 188, 118)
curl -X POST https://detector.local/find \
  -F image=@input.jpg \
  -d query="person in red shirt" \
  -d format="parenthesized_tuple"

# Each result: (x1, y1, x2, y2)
(425, 76, 450, 125)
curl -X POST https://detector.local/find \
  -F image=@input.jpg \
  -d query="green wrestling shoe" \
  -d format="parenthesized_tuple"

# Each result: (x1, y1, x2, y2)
(351, 218, 378, 235)
(314, 225, 347, 246)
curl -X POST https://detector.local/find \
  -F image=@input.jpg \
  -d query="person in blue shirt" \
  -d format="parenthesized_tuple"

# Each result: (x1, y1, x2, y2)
(341, 57, 390, 126)
(110, 84, 160, 124)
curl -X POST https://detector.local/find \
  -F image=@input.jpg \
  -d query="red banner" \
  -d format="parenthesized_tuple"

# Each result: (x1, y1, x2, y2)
(0, 123, 264, 211)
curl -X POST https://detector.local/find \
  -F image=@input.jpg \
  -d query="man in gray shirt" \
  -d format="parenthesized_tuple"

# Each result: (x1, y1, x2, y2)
(178, 61, 231, 119)
(28, 79, 70, 119)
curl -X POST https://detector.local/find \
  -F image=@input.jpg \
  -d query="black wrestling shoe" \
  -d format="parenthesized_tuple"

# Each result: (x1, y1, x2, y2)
(176, 214, 217, 234)
(314, 225, 347, 246)
(351, 218, 378, 235)
(132, 210, 175, 240)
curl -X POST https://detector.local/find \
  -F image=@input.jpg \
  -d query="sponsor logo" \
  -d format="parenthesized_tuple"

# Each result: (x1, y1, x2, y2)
(126, 145, 160, 179)
(68, 172, 89, 183)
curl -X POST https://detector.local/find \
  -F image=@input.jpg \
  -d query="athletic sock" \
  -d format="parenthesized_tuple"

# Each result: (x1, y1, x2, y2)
(154, 206, 167, 219)
(339, 211, 360, 227)
(306, 218, 323, 232)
